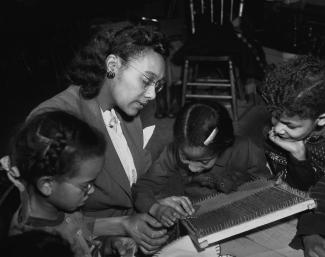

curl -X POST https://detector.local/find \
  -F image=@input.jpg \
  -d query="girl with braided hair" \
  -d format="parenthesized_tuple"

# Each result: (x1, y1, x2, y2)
(260, 55, 325, 257)
(133, 101, 269, 228)
(1, 111, 136, 257)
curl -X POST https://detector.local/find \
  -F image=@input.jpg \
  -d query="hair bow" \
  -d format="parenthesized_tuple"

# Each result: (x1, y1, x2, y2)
(0, 155, 25, 192)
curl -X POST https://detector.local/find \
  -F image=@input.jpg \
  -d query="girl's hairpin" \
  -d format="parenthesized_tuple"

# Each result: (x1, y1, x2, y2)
(36, 126, 54, 157)
(204, 128, 218, 146)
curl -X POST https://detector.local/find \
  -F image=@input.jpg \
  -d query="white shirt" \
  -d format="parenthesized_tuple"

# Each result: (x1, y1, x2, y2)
(101, 108, 137, 186)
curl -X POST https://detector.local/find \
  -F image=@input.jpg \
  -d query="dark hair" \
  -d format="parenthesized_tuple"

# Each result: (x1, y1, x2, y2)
(1, 230, 74, 257)
(260, 55, 325, 119)
(66, 24, 169, 99)
(173, 102, 234, 155)
(11, 111, 106, 186)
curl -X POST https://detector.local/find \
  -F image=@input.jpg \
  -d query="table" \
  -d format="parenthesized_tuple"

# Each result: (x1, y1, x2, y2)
(157, 216, 304, 257)
(219, 217, 304, 257)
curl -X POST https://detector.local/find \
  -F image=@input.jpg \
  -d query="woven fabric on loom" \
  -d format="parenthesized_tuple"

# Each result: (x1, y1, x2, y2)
(182, 179, 316, 248)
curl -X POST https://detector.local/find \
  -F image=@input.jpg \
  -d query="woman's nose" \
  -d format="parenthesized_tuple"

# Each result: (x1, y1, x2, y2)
(144, 85, 156, 100)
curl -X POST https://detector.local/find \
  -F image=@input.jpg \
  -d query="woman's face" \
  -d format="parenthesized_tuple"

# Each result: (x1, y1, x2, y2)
(112, 50, 165, 116)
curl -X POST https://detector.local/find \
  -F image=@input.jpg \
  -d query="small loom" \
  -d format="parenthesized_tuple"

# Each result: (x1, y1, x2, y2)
(181, 179, 316, 249)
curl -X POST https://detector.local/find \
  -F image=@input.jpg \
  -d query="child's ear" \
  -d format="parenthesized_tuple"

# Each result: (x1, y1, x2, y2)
(316, 113, 325, 127)
(36, 176, 54, 196)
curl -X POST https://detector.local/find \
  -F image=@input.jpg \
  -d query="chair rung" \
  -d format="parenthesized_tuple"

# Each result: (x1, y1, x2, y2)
(185, 94, 233, 100)
(186, 82, 231, 87)
(196, 78, 230, 83)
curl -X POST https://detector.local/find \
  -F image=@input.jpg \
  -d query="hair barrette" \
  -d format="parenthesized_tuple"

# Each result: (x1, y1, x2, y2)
(204, 128, 218, 146)
(0, 155, 25, 192)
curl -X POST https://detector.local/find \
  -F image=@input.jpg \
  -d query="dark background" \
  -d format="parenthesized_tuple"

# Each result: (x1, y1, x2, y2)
(1, 0, 325, 156)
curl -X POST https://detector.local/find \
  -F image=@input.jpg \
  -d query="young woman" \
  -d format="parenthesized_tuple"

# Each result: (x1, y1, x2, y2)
(28, 24, 169, 254)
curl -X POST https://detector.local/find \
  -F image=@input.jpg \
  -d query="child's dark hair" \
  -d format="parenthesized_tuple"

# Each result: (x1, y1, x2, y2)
(1, 230, 74, 257)
(11, 111, 106, 186)
(260, 55, 325, 119)
(174, 101, 234, 155)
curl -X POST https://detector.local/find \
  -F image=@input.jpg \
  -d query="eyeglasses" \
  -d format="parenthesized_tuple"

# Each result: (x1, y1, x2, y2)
(121, 58, 166, 93)
(66, 182, 94, 196)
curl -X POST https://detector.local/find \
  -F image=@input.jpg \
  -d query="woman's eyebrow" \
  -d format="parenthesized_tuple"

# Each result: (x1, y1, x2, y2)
(143, 71, 158, 78)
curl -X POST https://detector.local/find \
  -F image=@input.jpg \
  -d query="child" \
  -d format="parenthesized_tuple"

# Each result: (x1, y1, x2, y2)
(260, 55, 325, 257)
(260, 55, 325, 191)
(133, 101, 270, 227)
(0, 111, 136, 257)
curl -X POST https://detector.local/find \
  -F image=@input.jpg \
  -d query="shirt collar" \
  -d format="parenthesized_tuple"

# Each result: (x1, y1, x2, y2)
(101, 108, 120, 128)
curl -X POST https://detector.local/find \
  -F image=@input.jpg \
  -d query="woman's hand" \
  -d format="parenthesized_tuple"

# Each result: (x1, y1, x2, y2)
(123, 213, 168, 255)
(158, 196, 195, 217)
(109, 237, 137, 257)
(303, 234, 325, 257)
(268, 129, 306, 161)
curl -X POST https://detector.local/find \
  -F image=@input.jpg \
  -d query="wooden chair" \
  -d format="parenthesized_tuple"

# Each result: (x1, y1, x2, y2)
(180, 0, 246, 122)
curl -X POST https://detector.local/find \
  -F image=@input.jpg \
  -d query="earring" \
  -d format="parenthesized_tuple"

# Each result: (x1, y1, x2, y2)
(106, 70, 115, 79)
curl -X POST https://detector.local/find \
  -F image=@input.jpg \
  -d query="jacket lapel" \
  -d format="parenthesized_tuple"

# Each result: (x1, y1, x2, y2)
(78, 97, 132, 197)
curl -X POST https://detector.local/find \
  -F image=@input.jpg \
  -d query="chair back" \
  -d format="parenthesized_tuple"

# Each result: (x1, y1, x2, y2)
(189, 0, 245, 34)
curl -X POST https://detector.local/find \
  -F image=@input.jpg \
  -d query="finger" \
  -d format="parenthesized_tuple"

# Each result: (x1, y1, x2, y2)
(143, 213, 163, 228)
(139, 245, 160, 255)
(179, 197, 195, 215)
(165, 201, 188, 217)
(161, 216, 173, 227)
(140, 224, 167, 241)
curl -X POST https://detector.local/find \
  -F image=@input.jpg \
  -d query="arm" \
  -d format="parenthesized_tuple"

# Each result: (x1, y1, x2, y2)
(267, 129, 322, 190)
(286, 156, 321, 191)
(91, 214, 168, 255)
(291, 177, 325, 256)
(132, 144, 179, 213)
(246, 138, 272, 179)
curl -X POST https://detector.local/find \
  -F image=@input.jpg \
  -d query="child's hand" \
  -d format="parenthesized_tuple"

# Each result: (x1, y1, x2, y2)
(191, 174, 215, 188)
(158, 196, 195, 217)
(149, 203, 180, 227)
(268, 128, 306, 161)
(303, 234, 325, 257)
(107, 236, 137, 257)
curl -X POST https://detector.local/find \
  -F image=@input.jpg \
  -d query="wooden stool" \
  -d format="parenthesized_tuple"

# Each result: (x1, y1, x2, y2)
(181, 55, 239, 122)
